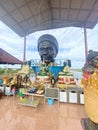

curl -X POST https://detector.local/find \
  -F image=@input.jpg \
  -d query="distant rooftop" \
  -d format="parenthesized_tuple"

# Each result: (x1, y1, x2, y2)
(0, 48, 23, 64)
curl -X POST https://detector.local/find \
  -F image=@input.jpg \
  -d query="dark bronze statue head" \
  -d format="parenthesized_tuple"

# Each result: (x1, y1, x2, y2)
(38, 34, 58, 64)
(82, 50, 98, 74)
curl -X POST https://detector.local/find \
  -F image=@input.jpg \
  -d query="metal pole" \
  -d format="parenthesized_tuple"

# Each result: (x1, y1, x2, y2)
(84, 27, 88, 64)
(23, 35, 26, 62)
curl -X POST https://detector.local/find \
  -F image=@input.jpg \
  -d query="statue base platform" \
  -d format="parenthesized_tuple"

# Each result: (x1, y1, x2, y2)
(81, 118, 98, 130)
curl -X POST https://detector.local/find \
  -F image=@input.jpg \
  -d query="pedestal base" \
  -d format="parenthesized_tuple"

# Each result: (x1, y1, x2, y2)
(0, 91, 3, 99)
(81, 118, 98, 130)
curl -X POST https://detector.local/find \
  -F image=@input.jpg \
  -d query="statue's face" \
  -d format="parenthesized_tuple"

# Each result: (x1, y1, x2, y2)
(88, 50, 98, 67)
(90, 56, 98, 67)
(39, 41, 56, 63)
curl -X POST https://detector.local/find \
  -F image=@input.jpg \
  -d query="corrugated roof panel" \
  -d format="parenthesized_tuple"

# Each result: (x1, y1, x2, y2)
(28, 1, 39, 16)
(61, 9, 68, 19)
(42, 10, 51, 21)
(69, 9, 79, 20)
(71, 0, 82, 9)
(11, 24, 25, 36)
(12, 0, 26, 7)
(19, 5, 32, 19)
(11, 10, 24, 22)
(77, 10, 89, 21)
(51, 0, 59, 8)
(19, 21, 30, 32)
(82, 0, 96, 9)
(87, 12, 98, 22)
(61, 0, 70, 8)
(25, 0, 32, 2)
(27, 17, 37, 27)
(37, 0, 49, 11)
(34, 15, 44, 25)
(0, 5, 7, 17)
(93, 1, 98, 10)
(1, 15, 16, 26)
(52, 9, 60, 19)
(0, 0, 16, 12)
(0, 0, 97, 37)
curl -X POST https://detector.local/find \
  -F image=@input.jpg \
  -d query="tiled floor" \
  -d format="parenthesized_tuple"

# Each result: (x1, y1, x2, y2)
(0, 96, 87, 130)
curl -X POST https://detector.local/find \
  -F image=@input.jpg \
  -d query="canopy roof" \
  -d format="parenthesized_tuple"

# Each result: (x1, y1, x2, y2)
(0, 0, 98, 37)
(0, 48, 23, 64)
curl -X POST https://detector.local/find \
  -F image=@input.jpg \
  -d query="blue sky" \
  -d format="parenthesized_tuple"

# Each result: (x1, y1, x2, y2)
(0, 21, 98, 69)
